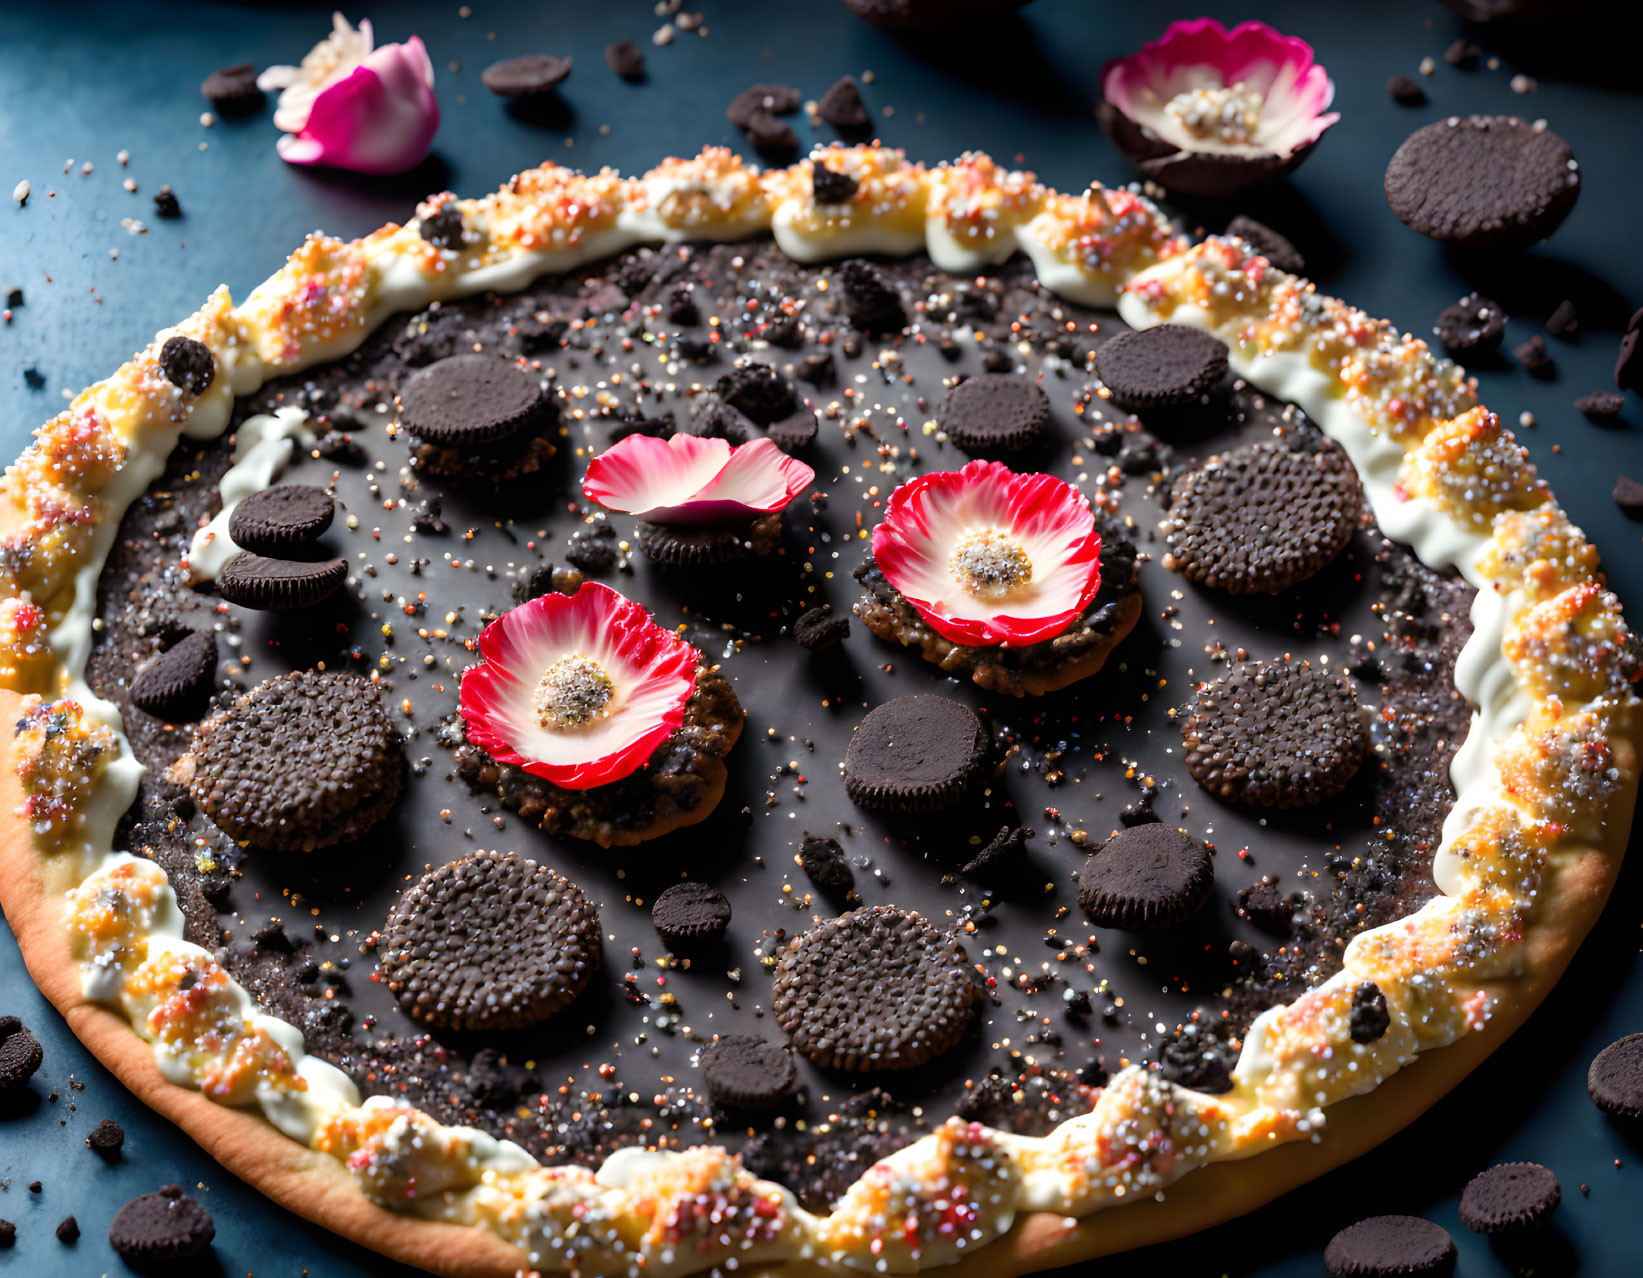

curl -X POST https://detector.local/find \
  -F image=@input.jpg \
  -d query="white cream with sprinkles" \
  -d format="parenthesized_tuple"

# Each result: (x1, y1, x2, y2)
(3, 148, 1636, 1275)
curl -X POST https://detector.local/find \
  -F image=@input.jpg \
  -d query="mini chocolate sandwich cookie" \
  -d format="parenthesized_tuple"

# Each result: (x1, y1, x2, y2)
(227, 483, 334, 555)
(218, 551, 348, 610)
(772, 904, 981, 1071)
(1076, 824, 1214, 929)
(1324, 1216, 1456, 1278)
(700, 1035, 799, 1109)
(636, 514, 783, 566)
(380, 851, 602, 1031)
(130, 630, 217, 720)
(937, 374, 1051, 453)
(183, 670, 404, 850)
(1095, 324, 1230, 412)
(1163, 437, 1363, 594)
(1182, 657, 1367, 808)
(1588, 1032, 1643, 1118)
(652, 881, 732, 951)
(398, 353, 550, 445)
(1458, 1162, 1561, 1234)
(108, 1185, 216, 1268)
(843, 694, 989, 812)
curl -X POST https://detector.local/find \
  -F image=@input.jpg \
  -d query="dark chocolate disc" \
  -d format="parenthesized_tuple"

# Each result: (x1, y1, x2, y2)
(130, 631, 217, 720)
(1075, 824, 1214, 929)
(397, 354, 549, 445)
(652, 881, 732, 951)
(228, 484, 335, 555)
(937, 373, 1050, 453)
(480, 53, 573, 98)
(1095, 324, 1229, 411)
(380, 851, 602, 1031)
(771, 904, 981, 1071)
(1588, 1032, 1643, 1119)
(218, 552, 347, 610)
(1458, 1162, 1561, 1234)
(843, 694, 989, 812)
(1324, 1215, 1457, 1278)
(700, 1035, 798, 1109)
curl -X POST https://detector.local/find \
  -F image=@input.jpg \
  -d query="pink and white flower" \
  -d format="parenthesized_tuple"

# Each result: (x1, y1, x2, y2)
(459, 583, 697, 790)
(258, 13, 439, 175)
(872, 460, 1103, 648)
(1097, 18, 1338, 197)
(583, 434, 814, 527)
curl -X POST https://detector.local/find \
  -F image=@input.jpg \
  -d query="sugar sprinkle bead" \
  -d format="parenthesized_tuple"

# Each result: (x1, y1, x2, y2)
(158, 335, 215, 395)
(772, 904, 981, 1071)
(480, 53, 573, 99)
(817, 76, 870, 131)
(397, 353, 549, 445)
(186, 670, 403, 851)
(1076, 824, 1214, 929)
(651, 880, 732, 951)
(1182, 656, 1367, 808)
(726, 82, 801, 128)
(843, 694, 989, 812)
(1325, 1215, 1456, 1278)
(0, 1017, 44, 1092)
(218, 551, 347, 610)
(1164, 437, 1362, 595)
(380, 851, 602, 1031)
(1435, 292, 1508, 356)
(1225, 214, 1304, 274)
(604, 39, 645, 81)
(12, 178, 28, 206)
(108, 1186, 215, 1267)
(1094, 324, 1229, 411)
(130, 630, 217, 720)
(937, 373, 1051, 453)
(700, 1034, 798, 1110)
(1587, 1032, 1643, 1118)
(1458, 1162, 1561, 1234)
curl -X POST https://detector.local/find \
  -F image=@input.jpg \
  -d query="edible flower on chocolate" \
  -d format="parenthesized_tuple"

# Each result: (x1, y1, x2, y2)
(459, 582, 697, 789)
(1097, 18, 1338, 197)
(258, 12, 439, 175)
(872, 460, 1102, 647)
(583, 433, 814, 526)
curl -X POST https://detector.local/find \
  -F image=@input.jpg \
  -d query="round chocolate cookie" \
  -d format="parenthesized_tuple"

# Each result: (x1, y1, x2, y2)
(158, 335, 215, 395)
(184, 670, 404, 851)
(397, 354, 549, 445)
(1076, 825, 1214, 929)
(700, 1034, 799, 1109)
(937, 374, 1051, 452)
(130, 630, 217, 720)
(652, 881, 732, 951)
(480, 53, 573, 98)
(227, 484, 335, 555)
(1385, 115, 1580, 250)
(1094, 324, 1230, 411)
(218, 551, 348, 610)
(0, 1017, 43, 1092)
(380, 851, 602, 1031)
(1458, 1162, 1561, 1234)
(1182, 657, 1367, 808)
(1588, 1032, 1643, 1119)
(1324, 1215, 1457, 1278)
(108, 1185, 215, 1268)
(843, 694, 989, 812)
(772, 904, 981, 1071)
(1435, 293, 1509, 356)
(1163, 437, 1363, 594)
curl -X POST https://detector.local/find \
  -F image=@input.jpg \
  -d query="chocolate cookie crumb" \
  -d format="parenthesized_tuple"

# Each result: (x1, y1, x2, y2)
(1388, 74, 1426, 106)
(799, 832, 854, 891)
(818, 77, 871, 131)
(793, 603, 850, 651)
(605, 39, 645, 81)
(87, 1118, 125, 1158)
(1435, 293, 1508, 355)
(1575, 391, 1624, 420)
(1516, 334, 1555, 378)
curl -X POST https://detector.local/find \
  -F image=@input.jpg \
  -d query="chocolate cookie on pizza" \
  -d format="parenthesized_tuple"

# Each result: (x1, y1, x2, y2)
(1, 64, 1638, 1278)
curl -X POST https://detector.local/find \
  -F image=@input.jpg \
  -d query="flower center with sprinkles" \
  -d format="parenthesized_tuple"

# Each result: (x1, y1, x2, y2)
(1165, 84, 1261, 145)
(534, 655, 615, 730)
(949, 531, 1034, 599)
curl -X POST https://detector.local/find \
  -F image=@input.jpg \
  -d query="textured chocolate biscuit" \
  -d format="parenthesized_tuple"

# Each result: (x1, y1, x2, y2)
(1385, 115, 1579, 249)
(397, 354, 550, 445)
(1181, 657, 1367, 808)
(185, 670, 403, 850)
(772, 905, 981, 1070)
(0, 1017, 43, 1092)
(228, 483, 335, 555)
(1095, 324, 1229, 411)
(380, 851, 602, 1031)
(218, 551, 348, 610)
(130, 630, 217, 719)
(1076, 825, 1214, 929)
(652, 881, 732, 951)
(108, 1185, 215, 1268)
(716, 362, 798, 424)
(843, 694, 989, 812)
(1588, 1032, 1643, 1118)
(1435, 293, 1508, 355)
(1324, 1215, 1456, 1277)
(799, 831, 854, 891)
(86, 1118, 125, 1159)
(1458, 1162, 1561, 1234)
(1164, 437, 1362, 594)
(700, 1035, 799, 1109)
(937, 374, 1051, 452)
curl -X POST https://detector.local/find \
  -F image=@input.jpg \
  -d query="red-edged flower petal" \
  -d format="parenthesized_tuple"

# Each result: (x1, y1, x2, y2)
(872, 460, 1102, 648)
(459, 582, 697, 789)
(583, 433, 815, 526)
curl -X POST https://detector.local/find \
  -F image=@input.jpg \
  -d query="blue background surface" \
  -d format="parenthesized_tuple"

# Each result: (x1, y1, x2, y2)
(2, 1, 1641, 1273)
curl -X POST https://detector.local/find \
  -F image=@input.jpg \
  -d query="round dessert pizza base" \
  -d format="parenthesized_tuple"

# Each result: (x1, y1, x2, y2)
(2, 681, 1625, 1274)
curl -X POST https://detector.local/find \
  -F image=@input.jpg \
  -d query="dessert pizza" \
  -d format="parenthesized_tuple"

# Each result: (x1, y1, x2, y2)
(1, 75, 1638, 1278)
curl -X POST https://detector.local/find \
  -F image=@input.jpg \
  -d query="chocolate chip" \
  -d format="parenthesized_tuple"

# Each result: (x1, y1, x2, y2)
(1349, 981, 1391, 1043)
(158, 335, 215, 395)
(604, 39, 645, 81)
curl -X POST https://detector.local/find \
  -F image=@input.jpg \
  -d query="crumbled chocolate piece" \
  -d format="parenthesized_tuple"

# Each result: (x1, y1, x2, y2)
(1515, 334, 1555, 378)
(55, 1216, 78, 1245)
(1614, 474, 1643, 511)
(565, 524, 618, 574)
(1546, 299, 1578, 335)
(799, 832, 854, 891)
(604, 39, 645, 81)
(152, 184, 181, 217)
(1349, 981, 1392, 1043)
(812, 164, 860, 206)
(87, 1118, 125, 1158)
(1575, 391, 1624, 420)
(793, 603, 849, 651)
(817, 76, 870, 131)
(961, 825, 1032, 883)
(1444, 38, 1480, 70)
(745, 111, 799, 162)
(1388, 74, 1426, 106)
